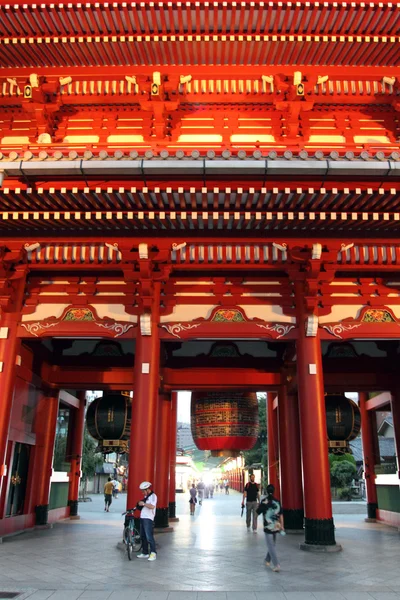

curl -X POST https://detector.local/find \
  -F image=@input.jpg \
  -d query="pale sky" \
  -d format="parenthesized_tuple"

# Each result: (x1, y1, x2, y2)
(177, 391, 192, 423)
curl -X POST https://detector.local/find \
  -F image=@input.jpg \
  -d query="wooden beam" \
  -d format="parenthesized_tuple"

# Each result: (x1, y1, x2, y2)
(58, 389, 80, 408)
(365, 392, 392, 411)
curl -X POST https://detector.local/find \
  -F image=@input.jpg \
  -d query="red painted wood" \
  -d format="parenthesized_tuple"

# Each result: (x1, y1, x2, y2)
(68, 392, 87, 507)
(127, 283, 161, 510)
(278, 387, 303, 516)
(34, 392, 59, 507)
(365, 393, 392, 411)
(390, 390, 400, 479)
(169, 392, 178, 506)
(359, 392, 378, 507)
(155, 393, 171, 518)
(267, 392, 280, 500)
(295, 281, 333, 522)
(0, 275, 26, 485)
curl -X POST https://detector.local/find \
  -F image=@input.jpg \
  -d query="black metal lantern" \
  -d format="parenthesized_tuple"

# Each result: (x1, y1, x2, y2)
(86, 392, 132, 454)
(325, 393, 361, 453)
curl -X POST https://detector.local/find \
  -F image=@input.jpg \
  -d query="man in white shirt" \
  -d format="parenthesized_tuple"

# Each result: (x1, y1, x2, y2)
(136, 481, 158, 561)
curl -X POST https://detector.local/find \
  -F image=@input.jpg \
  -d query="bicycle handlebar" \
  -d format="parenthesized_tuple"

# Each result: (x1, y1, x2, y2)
(122, 508, 137, 515)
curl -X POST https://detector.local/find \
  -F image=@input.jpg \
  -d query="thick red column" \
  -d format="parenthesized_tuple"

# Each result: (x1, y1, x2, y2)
(267, 392, 280, 499)
(33, 391, 60, 525)
(154, 392, 171, 528)
(127, 286, 161, 510)
(68, 391, 87, 518)
(390, 389, 400, 480)
(296, 282, 337, 549)
(169, 391, 178, 519)
(358, 392, 378, 520)
(278, 385, 304, 530)
(0, 271, 26, 497)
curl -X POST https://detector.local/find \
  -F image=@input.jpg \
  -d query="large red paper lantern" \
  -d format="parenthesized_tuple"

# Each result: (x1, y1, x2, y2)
(191, 391, 259, 457)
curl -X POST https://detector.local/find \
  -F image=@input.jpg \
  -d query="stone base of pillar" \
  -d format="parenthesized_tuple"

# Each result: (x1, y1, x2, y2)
(68, 500, 79, 517)
(168, 501, 176, 519)
(169, 517, 180, 522)
(303, 517, 337, 547)
(286, 530, 304, 534)
(300, 542, 342, 552)
(283, 508, 304, 531)
(367, 502, 378, 520)
(154, 506, 169, 528)
(35, 504, 49, 526)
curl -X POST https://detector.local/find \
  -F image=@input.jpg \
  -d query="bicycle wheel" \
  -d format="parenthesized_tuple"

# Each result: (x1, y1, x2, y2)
(132, 527, 142, 552)
(124, 527, 132, 560)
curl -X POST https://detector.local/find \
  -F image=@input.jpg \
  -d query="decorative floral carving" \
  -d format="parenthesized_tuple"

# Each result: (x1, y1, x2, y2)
(94, 322, 134, 338)
(362, 309, 395, 323)
(161, 323, 202, 338)
(322, 323, 362, 339)
(211, 309, 246, 323)
(63, 308, 95, 321)
(21, 322, 58, 337)
(256, 323, 295, 339)
(11, 474, 21, 485)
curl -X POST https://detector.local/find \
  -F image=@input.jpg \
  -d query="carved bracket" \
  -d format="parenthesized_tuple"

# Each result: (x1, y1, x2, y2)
(321, 306, 400, 340)
(160, 306, 296, 340)
(19, 305, 136, 338)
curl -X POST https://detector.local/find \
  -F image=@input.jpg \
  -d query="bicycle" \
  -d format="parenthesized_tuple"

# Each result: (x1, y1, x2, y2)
(122, 508, 141, 560)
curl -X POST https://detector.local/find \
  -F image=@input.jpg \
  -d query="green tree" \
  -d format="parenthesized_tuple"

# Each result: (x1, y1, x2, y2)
(243, 393, 268, 486)
(82, 429, 103, 480)
(330, 460, 357, 488)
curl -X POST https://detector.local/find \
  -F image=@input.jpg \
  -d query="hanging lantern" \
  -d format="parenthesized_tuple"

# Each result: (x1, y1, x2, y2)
(191, 391, 259, 457)
(86, 392, 132, 454)
(325, 393, 361, 453)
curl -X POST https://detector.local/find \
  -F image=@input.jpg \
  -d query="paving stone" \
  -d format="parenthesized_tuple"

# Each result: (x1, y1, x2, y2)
(313, 593, 346, 600)
(167, 593, 198, 600)
(108, 593, 142, 600)
(23, 592, 56, 600)
(44, 592, 83, 600)
(284, 594, 316, 600)
(197, 593, 227, 600)
(0, 492, 397, 598)
(341, 594, 375, 600)
(370, 591, 400, 600)
(137, 593, 169, 600)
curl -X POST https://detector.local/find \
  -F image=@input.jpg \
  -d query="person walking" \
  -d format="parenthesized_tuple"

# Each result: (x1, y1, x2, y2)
(103, 477, 114, 512)
(197, 480, 205, 505)
(224, 479, 229, 495)
(242, 473, 260, 532)
(111, 477, 119, 498)
(257, 484, 284, 572)
(209, 483, 214, 498)
(136, 481, 158, 561)
(189, 483, 197, 515)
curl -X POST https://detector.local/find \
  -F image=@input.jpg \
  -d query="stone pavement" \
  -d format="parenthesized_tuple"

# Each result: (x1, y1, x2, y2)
(0, 490, 399, 600)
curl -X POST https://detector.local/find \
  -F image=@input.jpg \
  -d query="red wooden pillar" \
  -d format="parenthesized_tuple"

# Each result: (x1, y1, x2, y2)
(127, 287, 161, 510)
(154, 392, 171, 528)
(390, 389, 400, 480)
(358, 392, 378, 520)
(68, 391, 87, 518)
(0, 272, 26, 497)
(169, 391, 178, 519)
(33, 390, 60, 525)
(296, 282, 337, 549)
(267, 392, 280, 499)
(278, 385, 304, 530)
